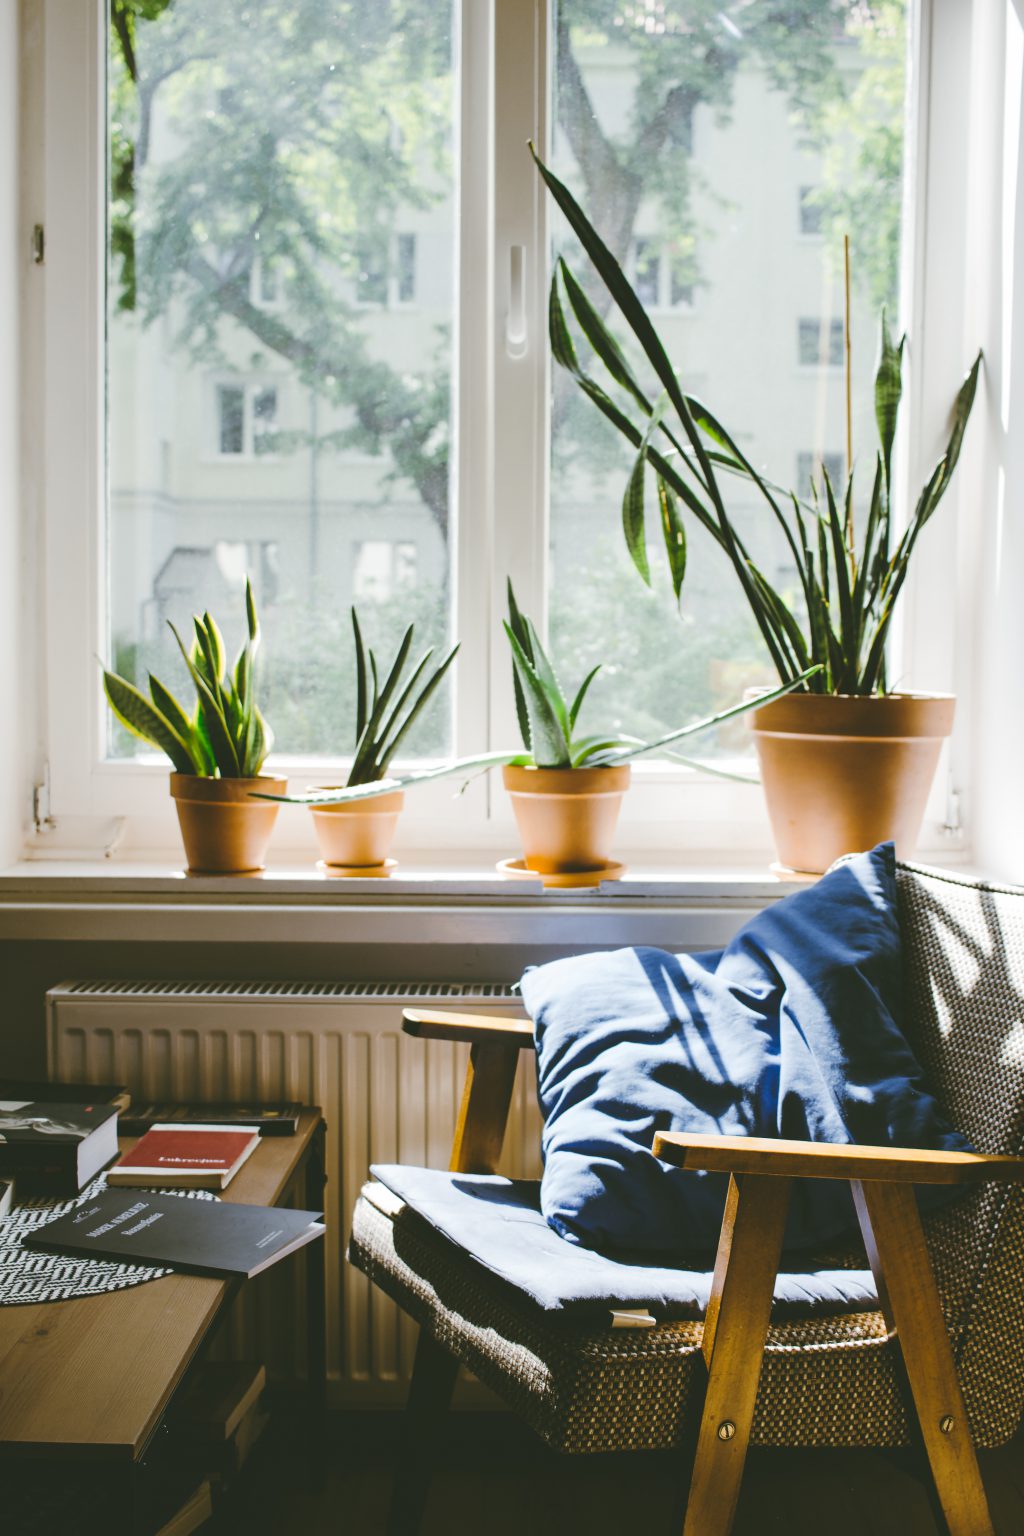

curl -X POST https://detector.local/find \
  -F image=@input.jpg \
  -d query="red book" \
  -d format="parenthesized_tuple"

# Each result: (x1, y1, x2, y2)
(107, 1124, 260, 1190)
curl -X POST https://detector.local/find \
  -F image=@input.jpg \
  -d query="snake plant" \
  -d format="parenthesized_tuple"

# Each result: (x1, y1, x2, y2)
(102, 579, 273, 776)
(504, 581, 820, 771)
(345, 609, 459, 786)
(533, 145, 981, 696)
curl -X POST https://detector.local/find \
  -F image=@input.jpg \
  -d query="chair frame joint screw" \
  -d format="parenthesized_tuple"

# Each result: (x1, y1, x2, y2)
(939, 1415, 955, 1435)
(718, 1420, 736, 1442)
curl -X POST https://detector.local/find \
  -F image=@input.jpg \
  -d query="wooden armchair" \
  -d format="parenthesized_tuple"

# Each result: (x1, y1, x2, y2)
(349, 863, 1024, 1535)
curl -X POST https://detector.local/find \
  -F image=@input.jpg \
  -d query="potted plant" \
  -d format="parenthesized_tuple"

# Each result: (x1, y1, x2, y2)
(302, 610, 459, 873)
(500, 581, 816, 883)
(102, 580, 286, 873)
(533, 147, 982, 874)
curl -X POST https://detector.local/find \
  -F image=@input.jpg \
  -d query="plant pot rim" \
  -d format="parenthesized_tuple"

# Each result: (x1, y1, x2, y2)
(502, 763, 631, 793)
(169, 773, 288, 803)
(751, 690, 956, 742)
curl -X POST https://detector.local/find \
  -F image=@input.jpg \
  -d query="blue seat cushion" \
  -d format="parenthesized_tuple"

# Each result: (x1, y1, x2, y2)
(369, 1164, 878, 1321)
(520, 843, 971, 1260)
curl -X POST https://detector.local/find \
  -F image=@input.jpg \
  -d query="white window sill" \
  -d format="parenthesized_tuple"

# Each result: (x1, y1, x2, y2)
(0, 849, 974, 949)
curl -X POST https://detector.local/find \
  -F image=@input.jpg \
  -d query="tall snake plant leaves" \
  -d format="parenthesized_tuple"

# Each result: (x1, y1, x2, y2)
(535, 147, 983, 697)
(101, 577, 273, 776)
(345, 608, 459, 788)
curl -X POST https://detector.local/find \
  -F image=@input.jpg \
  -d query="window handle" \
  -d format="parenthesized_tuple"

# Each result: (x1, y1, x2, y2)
(506, 244, 527, 358)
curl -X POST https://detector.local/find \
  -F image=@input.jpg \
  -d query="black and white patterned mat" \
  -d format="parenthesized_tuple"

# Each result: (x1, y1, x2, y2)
(0, 1177, 218, 1306)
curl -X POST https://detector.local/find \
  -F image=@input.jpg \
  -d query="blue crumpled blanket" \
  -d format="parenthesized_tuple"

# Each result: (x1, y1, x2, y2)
(520, 843, 971, 1259)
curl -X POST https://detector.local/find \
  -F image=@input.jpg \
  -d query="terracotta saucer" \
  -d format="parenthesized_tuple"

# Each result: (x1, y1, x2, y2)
(317, 858, 398, 879)
(496, 857, 625, 889)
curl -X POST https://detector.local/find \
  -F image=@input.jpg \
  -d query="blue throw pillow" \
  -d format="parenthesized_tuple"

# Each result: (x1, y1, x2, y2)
(520, 843, 971, 1259)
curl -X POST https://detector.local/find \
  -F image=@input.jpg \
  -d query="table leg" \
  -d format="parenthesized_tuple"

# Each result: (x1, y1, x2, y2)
(304, 1121, 328, 1482)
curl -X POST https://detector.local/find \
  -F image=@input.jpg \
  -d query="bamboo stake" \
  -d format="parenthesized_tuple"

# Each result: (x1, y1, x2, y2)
(844, 233, 853, 559)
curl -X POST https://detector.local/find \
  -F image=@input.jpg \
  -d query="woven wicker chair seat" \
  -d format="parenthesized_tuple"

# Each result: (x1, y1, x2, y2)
(349, 862, 1024, 1460)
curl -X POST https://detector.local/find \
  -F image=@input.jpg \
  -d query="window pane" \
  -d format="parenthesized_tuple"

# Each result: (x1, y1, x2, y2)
(549, 1, 908, 756)
(107, 0, 457, 761)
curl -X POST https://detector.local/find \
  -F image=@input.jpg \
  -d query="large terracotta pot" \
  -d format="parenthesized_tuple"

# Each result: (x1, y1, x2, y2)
(309, 789, 405, 870)
(169, 774, 288, 874)
(502, 764, 630, 873)
(750, 692, 955, 875)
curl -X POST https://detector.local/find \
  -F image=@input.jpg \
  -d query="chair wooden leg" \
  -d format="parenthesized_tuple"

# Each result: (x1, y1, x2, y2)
(853, 1180, 995, 1536)
(681, 1172, 792, 1536)
(387, 1328, 460, 1536)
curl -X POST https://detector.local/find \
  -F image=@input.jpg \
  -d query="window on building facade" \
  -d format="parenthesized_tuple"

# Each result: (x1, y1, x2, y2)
(214, 381, 279, 459)
(798, 317, 845, 367)
(796, 452, 847, 500)
(798, 186, 823, 236)
(44, 0, 929, 839)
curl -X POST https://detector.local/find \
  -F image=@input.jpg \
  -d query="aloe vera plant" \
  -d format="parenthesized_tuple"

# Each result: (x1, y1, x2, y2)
(504, 581, 820, 770)
(533, 146, 981, 696)
(102, 579, 273, 776)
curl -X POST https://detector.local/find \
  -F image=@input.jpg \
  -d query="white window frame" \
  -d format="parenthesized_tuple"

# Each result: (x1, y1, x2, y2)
(31, 0, 985, 862)
(208, 376, 282, 462)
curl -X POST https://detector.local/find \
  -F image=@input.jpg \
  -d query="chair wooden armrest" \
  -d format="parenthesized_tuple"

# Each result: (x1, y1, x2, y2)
(401, 1008, 535, 1048)
(652, 1131, 1024, 1186)
(402, 1009, 533, 1175)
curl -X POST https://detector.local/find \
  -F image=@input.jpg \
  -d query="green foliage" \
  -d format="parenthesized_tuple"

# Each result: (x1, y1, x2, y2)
(504, 581, 820, 769)
(535, 148, 982, 697)
(102, 578, 273, 776)
(345, 608, 458, 787)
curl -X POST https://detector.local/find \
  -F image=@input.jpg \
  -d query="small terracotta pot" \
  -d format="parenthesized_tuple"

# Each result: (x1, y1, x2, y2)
(169, 774, 287, 874)
(750, 692, 955, 875)
(309, 789, 405, 869)
(502, 764, 630, 873)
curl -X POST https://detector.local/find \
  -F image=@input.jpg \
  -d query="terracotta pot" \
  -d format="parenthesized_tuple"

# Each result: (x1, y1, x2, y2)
(169, 774, 287, 874)
(750, 692, 955, 875)
(502, 764, 630, 873)
(309, 789, 404, 869)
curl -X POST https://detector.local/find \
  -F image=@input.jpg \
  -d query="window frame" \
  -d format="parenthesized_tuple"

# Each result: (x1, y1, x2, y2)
(31, 0, 979, 863)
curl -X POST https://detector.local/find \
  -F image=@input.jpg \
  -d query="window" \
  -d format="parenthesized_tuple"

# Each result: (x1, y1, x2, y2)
(214, 381, 279, 459)
(353, 541, 419, 602)
(38, 0, 981, 856)
(798, 317, 845, 367)
(798, 186, 823, 237)
(796, 452, 846, 500)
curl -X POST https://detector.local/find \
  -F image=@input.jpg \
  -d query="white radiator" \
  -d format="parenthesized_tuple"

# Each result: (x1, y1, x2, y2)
(46, 979, 537, 1406)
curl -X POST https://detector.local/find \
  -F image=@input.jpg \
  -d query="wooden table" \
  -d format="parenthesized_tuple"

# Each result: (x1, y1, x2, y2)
(0, 1110, 326, 1532)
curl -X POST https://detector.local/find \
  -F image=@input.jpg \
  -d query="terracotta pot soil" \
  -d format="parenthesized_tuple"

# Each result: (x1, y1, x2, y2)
(169, 774, 287, 874)
(502, 764, 631, 874)
(749, 692, 955, 875)
(308, 789, 405, 870)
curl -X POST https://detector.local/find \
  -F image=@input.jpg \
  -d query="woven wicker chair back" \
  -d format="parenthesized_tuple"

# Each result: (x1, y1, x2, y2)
(897, 862, 1024, 1441)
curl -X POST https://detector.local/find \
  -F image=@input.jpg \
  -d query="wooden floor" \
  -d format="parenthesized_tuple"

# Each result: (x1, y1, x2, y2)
(211, 1408, 1024, 1535)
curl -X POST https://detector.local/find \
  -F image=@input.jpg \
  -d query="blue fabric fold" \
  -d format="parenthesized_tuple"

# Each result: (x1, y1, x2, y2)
(370, 1164, 878, 1321)
(520, 843, 971, 1259)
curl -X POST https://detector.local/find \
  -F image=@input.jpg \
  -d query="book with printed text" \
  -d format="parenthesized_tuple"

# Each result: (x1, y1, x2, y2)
(107, 1123, 260, 1190)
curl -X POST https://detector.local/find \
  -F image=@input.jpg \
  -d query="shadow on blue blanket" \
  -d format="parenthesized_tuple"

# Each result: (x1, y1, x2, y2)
(520, 842, 971, 1259)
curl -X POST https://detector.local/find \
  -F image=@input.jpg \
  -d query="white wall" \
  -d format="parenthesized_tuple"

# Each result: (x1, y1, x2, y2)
(0, 1, 24, 866)
(968, 1, 1024, 883)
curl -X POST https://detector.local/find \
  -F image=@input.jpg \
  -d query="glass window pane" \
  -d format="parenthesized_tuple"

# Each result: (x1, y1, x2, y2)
(549, 1, 908, 757)
(107, 0, 457, 761)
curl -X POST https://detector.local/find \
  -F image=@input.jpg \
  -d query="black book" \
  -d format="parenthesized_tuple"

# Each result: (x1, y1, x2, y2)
(118, 1101, 302, 1137)
(25, 1188, 325, 1279)
(0, 1100, 119, 1194)
(0, 1077, 130, 1112)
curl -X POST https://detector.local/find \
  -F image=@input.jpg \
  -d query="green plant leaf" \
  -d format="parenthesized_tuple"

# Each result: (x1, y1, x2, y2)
(374, 644, 459, 775)
(506, 580, 535, 752)
(245, 576, 259, 645)
(352, 608, 368, 741)
(102, 670, 198, 773)
(170, 621, 241, 776)
(874, 310, 905, 498)
(148, 675, 193, 745)
(558, 258, 651, 414)
(657, 477, 687, 601)
(503, 622, 571, 768)
(254, 751, 521, 805)
(568, 664, 601, 731)
(524, 617, 570, 738)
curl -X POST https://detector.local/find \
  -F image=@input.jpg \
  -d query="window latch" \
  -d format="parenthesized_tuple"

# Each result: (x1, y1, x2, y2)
(506, 244, 527, 358)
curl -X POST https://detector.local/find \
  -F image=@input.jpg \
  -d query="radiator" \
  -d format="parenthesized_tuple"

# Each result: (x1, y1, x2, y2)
(46, 979, 537, 1406)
